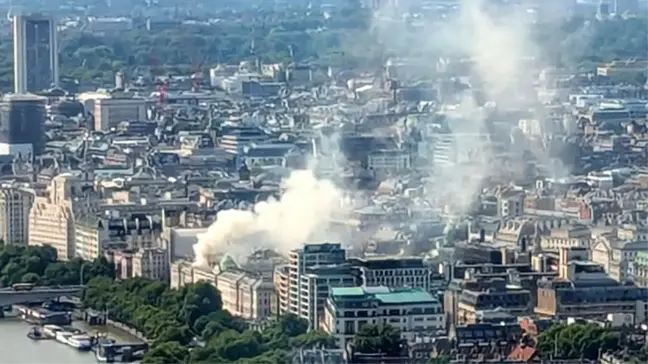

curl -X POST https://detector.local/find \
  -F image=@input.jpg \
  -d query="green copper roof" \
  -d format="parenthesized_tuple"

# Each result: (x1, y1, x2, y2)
(330, 286, 438, 304)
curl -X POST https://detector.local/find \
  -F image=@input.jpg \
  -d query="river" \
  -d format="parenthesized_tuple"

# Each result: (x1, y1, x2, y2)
(0, 315, 143, 363)
(0, 318, 96, 363)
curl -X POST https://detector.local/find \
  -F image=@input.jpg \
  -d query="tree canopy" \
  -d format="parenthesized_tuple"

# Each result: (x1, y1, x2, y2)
(0, 243, 114, 287)
(537, 323, 621, 360)
(352, 324, 404, 357)
(82, 277, 336, 363)
(0, 10, 642, 91)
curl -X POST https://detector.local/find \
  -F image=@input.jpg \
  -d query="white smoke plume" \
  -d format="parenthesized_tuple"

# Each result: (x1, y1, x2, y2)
(192, 170, 344, 267)
(374, 0, 569, 216)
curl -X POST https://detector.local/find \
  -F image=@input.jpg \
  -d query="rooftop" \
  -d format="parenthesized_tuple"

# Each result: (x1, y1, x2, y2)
(330, 286, 439, 305)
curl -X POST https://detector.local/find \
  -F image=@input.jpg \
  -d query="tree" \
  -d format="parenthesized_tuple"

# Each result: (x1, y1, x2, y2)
(0, 245, 112, 287)
(353, 324, 404, 356)
(142, 342, 189, 364)
(84, 277, 343, 363)
(292, 330, 337, 349)
(537, 323, 622, 360)
(20, 272, 40, 283)
(181, 281, 223, 327)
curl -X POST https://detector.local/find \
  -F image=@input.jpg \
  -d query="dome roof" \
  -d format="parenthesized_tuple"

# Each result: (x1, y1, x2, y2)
(220, 254, 238, 270)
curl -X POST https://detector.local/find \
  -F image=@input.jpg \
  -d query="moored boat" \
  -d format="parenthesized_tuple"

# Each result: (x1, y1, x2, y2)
(67, 334, 92, 351)
(42, 324, 62, 338)
(27, 326, 46, 340)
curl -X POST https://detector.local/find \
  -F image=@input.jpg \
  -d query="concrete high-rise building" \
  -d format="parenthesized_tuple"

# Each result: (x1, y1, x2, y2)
(273, 243, 349, 327)
(77, 91, 147, 131)
(13, 14, 59, 94)
(0, 94, 46, 157)
(0, 186, 34, 246)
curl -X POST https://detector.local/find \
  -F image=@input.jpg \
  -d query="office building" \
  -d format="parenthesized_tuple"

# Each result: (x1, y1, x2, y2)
(535, 248, 648, 321)
(445, 277, 533, 326)
(218, 126, 270, 154)
(75, 214, 163, 261)
(133, 248, 169, 282)
(281, 243, 347, 319)
(169, 260, 274, 321)
(77, 91, 147, 131)
(350, 257, 441, 292)
(13, 14, 58, 93)
(323, 286, 445, 349)
(216, 269, 274, 320)
(28, 174, 77, 260)
(0, 186, 33, 246)
(367, 149, 412, 174)
(300, 264, 362, 329)
(0, 94, 46, 157)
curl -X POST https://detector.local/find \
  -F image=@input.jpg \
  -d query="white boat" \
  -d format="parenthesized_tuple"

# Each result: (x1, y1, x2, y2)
(55, 331, 72, 345)
(55, 331, 92, 351)
(67, 334, 92, 351)
(43, 325, 62, 338)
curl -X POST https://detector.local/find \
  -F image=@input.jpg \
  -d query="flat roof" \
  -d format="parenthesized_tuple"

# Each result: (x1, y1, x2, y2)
(331, 286, 366, 297)
(375, 290, 438, 305)
(331, 286, 438, 305)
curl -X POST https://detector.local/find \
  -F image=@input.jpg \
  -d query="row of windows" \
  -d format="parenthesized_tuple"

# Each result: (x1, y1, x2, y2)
(339, 307, 442, 318)
(370, 269, 428, 276)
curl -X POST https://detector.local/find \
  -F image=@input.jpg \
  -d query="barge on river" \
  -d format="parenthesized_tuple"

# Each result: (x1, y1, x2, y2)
(16, 306, 71, 325)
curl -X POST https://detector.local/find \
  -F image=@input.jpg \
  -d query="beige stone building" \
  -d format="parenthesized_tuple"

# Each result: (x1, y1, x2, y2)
(75, 214, 164, 261)
(78, 90, 147, 131)
(133, 248, 169, 282)
(170, 259, 274, 321)
(540, 224, 592, 252)
(216, 269, 274, 320)
(591, 226, 648, 282)
(28, 174, 81, 260)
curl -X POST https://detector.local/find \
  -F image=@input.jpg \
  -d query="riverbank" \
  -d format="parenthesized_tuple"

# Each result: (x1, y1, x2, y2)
(72, 309, 148, 343)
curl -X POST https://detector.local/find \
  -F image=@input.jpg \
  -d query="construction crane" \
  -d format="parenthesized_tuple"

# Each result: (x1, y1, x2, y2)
(150, 51, 168, 109)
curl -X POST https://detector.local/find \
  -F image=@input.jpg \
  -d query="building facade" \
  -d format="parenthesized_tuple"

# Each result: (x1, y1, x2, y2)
(13, 14, 58, 93)
(0, 186, 33, 245)
(94, 97, 147, 131)
(323, 286, 445, 349)
(132, 248, 169, 281)
(278, 243, 348, 324)
(0, 94, 47, 157)
(28, 174, 78, 260)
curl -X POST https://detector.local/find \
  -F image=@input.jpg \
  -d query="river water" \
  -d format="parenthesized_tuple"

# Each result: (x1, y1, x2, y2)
(0, 315, 143, 363)
(0, 318, 96, 363)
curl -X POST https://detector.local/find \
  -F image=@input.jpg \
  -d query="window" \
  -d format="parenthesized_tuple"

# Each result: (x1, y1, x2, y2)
(344, 321, 355, 335)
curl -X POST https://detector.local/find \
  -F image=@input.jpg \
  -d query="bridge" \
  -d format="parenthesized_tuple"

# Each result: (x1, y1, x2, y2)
(0, 286, 84, 306)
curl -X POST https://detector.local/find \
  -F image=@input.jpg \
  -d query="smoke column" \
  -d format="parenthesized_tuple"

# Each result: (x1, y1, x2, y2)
(192, 170, 344, 267)
(374, 0, 569, 216)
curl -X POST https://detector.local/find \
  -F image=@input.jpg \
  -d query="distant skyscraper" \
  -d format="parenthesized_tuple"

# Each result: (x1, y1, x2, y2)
(12, 14, 59, 94)
(0, 94, 47, 157)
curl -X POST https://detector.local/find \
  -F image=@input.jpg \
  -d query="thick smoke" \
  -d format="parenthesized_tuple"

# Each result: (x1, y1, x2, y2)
(192, 170, 344, 267)
(374, 0, 569, 216)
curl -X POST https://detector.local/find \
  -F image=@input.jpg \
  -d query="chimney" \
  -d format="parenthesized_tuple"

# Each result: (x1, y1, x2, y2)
(115, 72, 125, 90)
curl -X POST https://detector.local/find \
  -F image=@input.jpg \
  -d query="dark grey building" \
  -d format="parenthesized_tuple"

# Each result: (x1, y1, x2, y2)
(0, 94, 46, 157)
(13, 14, 59, 93)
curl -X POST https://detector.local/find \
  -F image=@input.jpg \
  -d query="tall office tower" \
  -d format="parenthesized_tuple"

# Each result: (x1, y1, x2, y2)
(13, 14, 59, 94)
(0, 94, 47, 157)
(0, 187, 33, 246)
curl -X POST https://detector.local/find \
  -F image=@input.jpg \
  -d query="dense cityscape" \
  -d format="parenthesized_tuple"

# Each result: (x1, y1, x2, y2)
(0, 0, 647, 363)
